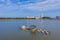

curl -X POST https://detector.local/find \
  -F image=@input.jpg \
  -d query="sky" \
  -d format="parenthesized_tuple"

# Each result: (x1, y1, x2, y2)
(0, 0, 60, 17)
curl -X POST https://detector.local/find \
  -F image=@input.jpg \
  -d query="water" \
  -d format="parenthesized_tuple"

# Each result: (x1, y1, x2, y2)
(0, 20, 60, 40)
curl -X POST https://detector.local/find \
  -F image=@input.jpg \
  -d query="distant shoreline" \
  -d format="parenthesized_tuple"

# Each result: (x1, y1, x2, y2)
(0, 18, 60, 20)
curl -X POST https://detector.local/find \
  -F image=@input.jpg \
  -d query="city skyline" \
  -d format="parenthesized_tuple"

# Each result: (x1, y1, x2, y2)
(0, 0, 60, 17)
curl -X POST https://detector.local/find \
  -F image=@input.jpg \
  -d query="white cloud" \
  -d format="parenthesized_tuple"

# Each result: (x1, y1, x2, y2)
(0, 0, 60, 17)
(21, 0, 60, 11)
(0, 0, 60, 12)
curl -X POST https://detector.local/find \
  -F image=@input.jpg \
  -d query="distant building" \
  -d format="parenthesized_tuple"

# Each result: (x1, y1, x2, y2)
(35, 16, 40, 19)
(26, 16, 35, 18)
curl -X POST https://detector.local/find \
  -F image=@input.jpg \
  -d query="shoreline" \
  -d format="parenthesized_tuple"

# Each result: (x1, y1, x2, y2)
(0, 18, 60, 20)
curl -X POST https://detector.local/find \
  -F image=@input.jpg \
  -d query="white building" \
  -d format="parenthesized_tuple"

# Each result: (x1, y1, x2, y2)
(35, 16, 40, 19)
(26, 16, 35, 18)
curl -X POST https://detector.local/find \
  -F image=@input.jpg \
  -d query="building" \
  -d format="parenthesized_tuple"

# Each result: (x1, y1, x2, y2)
(26, 16, 35, 18)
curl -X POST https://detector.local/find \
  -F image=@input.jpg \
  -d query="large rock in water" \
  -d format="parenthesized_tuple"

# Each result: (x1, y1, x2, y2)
(31, 28, 38, 32)
(21, 25, 27, 31)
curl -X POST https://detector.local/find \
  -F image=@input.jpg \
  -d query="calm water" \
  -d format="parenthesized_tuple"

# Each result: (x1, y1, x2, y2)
(0, 20, 60, 40)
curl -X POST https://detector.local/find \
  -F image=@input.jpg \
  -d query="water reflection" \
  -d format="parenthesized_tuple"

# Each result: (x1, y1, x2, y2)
(0, 20, 60, 40)
(30, 32, 37, 40)
(20, 30, 50, 40)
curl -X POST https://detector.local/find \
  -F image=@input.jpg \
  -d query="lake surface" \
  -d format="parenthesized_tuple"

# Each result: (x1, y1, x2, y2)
(0, 20, 60, 40)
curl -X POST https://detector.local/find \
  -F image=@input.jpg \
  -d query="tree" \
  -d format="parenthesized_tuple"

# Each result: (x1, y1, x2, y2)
(42, 16, 51, 19)
(56, 16, 60, 19)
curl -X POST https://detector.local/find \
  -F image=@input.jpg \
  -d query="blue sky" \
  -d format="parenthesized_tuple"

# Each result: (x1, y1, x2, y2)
(0, 0, 60, 17)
